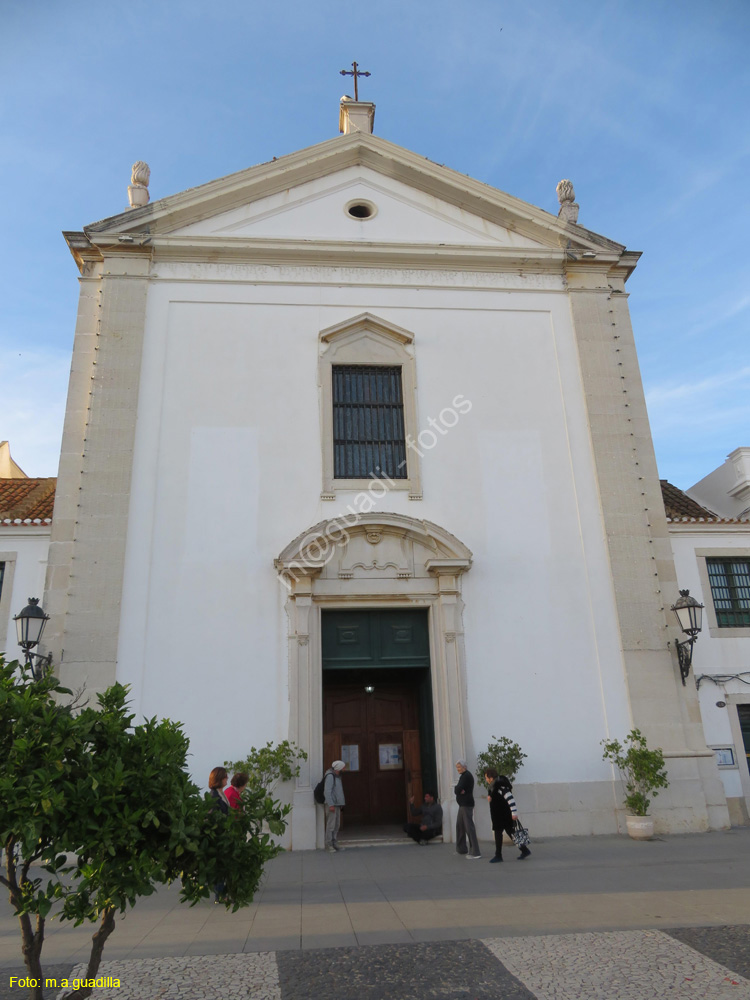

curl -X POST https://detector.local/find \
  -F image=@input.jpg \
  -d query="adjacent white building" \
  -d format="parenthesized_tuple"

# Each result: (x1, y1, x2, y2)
(0, 447, 54, 664)
(42, 99, 731, 847)
(662, 456, 750, 825)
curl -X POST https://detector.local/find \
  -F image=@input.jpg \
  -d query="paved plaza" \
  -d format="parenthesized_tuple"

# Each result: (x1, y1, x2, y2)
(1, 828, 749, 998)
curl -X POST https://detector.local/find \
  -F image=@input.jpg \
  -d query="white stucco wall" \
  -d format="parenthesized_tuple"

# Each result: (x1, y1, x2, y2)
(113, 247, 633, 809)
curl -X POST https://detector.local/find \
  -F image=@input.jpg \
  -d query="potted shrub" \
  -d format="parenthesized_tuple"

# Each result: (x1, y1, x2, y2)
(601, 728, 669, 839)
(476, 735, 527, 784)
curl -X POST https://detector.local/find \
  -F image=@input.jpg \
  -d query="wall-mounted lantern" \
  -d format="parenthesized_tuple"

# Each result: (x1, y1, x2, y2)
(13, 597, 52, 680)
(670, 589, 704, 686)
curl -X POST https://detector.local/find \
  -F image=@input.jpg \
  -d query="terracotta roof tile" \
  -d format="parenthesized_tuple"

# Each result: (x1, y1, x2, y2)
(660, 480, 715, 519)
(0, 479, 56, 520)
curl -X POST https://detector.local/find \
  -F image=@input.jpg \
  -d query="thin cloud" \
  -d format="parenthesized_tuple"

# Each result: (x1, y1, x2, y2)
(646, 366, 750, 408)
(682, 292, 750, 339)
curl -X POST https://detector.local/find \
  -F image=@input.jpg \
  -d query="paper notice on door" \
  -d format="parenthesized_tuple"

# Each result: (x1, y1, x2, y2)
(341, 744, 360, 772)
(378, 743, 403, 770)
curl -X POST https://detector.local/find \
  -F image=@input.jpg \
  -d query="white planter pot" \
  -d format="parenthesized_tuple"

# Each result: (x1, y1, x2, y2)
(626, 814, 654, 840)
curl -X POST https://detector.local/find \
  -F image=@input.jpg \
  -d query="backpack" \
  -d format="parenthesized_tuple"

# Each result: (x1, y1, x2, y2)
(313, 771, 330, 805)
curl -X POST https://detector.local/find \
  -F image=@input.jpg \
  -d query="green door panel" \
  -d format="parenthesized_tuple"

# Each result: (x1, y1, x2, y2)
(322, 608, 429, 670)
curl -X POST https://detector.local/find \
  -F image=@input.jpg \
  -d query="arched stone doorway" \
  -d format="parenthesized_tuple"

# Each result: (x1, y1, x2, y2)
(275, 513, 472, 849)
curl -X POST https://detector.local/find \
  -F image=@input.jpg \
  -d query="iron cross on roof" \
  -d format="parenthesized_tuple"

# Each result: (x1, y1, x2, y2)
(340, 61, 371, 102)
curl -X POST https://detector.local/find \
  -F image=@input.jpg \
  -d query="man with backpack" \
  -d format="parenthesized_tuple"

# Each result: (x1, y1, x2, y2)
(323, 759, 346, 852)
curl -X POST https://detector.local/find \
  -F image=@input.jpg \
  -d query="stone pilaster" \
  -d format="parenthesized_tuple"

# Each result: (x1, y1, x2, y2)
(568, 268, 729, 830)
(45, 253, 150, 700)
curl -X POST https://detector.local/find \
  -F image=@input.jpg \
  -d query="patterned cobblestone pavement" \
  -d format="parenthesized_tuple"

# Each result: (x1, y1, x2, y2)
(25, 927, 745, 999)
(485, 930, 750, 999)
(276, 939, 534, 1000)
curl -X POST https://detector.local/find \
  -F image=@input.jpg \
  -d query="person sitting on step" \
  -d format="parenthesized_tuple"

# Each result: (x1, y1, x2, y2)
(404, 792, 443, 844)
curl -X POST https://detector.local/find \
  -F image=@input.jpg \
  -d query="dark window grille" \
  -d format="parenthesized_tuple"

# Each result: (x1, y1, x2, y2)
(706, 558, 750, 627)
(333, 365, 407, 479)
(0, 562, 4, 602)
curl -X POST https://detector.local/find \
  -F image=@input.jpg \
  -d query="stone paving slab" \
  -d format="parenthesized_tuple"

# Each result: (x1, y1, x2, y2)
(3, 929, 747, 1000)
(5, 832, 750, 967)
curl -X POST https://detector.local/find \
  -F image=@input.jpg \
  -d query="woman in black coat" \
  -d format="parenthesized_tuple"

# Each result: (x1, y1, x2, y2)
(484, 769, 529, 862)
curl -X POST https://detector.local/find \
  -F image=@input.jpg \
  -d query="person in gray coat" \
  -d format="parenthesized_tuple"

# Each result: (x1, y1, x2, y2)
(324, 760, 346, 852)
(404, 792, 443, 844)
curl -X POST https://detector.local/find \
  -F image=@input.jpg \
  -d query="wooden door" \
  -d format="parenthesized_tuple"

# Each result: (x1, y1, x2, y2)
(323, 682, 419, 825)
(368, 689, 411, 824)
(404, 729, 423, 820)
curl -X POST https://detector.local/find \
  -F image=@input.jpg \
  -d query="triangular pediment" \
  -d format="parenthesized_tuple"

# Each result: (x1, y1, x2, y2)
(163, 167, 547, 248)
(80, 133, 624, 255)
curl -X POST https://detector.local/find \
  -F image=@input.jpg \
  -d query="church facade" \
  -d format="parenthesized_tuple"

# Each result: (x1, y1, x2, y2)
(44, 101, 729, 848)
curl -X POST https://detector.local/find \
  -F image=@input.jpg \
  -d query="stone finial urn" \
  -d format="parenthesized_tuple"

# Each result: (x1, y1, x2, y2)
(127, 161, 150, 208)
(556, 178, 579, 224)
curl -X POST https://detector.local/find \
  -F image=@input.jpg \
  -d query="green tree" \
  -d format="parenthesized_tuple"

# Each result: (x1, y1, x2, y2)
(0, 658, 284, 1000)
(54, 684, 205, 998)
(225, 739, 308, 796)
(601, 728, 669, 816)
(0, 658, 85, 998)
(476, 736, 527, 785)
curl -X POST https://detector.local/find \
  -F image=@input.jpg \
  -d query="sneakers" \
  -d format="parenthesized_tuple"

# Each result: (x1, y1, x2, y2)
(326, 845, 337, 853)
(489, 856, 503, 863)
(466, 853, 482, 860)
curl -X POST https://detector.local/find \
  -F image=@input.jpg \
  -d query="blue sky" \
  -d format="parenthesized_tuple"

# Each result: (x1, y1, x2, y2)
(1, 0, 748, 486)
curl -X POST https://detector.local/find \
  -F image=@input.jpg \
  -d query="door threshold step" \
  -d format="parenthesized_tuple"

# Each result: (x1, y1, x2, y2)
(337, 835, 445, 849)
(337, 838, 405, 848)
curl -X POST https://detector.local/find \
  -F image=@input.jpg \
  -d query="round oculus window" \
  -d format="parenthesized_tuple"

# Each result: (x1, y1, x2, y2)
(345, 200, 377, 220)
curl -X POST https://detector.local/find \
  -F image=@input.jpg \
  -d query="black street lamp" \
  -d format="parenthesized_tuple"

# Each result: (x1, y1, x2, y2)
(13, 598, 52, 680)
(670, 589, 704, 686)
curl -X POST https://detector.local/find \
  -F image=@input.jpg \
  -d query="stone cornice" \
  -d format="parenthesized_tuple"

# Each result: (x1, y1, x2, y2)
(667, 521, 750, 533)
(425, 558, 473, 575)
(69, 232, 633, 281)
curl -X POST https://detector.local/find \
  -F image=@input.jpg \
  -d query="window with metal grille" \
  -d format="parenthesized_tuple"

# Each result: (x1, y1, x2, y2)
(706, 558, 750, 627)
(332, 365, 407, 479)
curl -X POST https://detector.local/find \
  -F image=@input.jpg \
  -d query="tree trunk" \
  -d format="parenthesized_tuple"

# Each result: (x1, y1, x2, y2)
(20, 911, 46, 1000)
(60, 907, 116, 1000)
(4, 841, 46, 1000)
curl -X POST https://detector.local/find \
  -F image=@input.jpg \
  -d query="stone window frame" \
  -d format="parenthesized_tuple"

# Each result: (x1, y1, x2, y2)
(695, 548, 750, 638)
(319, 313, 422, 500)
(0, 552, 17, 652)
